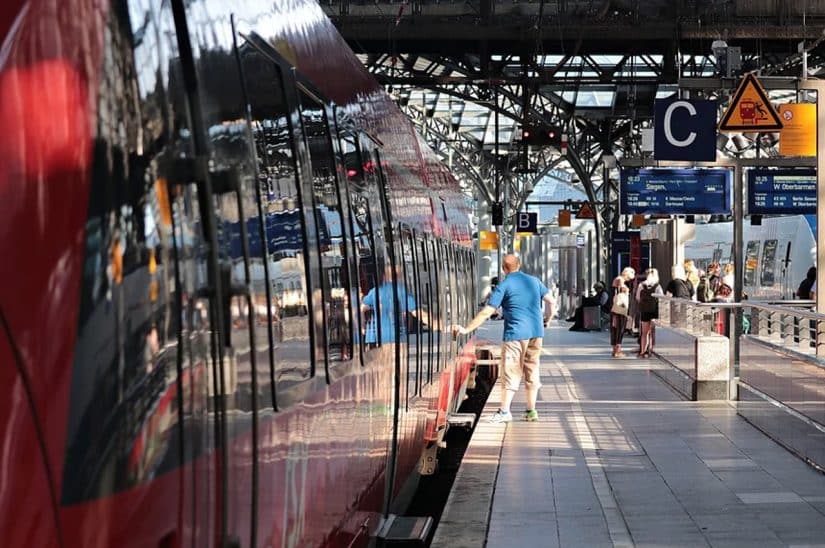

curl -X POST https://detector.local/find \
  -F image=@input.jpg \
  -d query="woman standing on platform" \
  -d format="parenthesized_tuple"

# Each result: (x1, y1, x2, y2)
(666, 265, 693, 299)
(610, 267, 635, 358)
(684, 259, 700, 298)
(636, 268, 663, 358)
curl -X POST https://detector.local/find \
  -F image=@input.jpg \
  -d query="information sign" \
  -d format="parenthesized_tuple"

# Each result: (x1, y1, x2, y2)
(620, 168, 731, 215)
(747, 168, 816, 215)
(653, 98, 717, 161)
(779, 104, 816, 157)
(516, 212, 538, 233)
(479, 230, 498, 250)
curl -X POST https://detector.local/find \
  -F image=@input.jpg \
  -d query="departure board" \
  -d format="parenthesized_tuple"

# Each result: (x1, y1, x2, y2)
(620, 168, 731, 215)
(747, 169, 816, 215)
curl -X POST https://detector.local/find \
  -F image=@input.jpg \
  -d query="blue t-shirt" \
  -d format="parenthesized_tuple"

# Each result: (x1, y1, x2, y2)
(363, 282, 417, 344)
(487, 271, 548, 341)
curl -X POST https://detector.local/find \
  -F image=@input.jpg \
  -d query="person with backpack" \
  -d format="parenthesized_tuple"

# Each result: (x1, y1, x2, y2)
(797, 267, 816, 299)
(696, 262, 720, 303)
(666, 265, 693, 299)
(636, 268, 663, 358)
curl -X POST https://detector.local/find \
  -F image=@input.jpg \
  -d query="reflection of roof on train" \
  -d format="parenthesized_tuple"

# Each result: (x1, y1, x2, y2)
(223, 209, 303, 258)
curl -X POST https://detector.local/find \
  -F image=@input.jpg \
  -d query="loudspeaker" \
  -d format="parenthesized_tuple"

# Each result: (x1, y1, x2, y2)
(491, 202, 504, 226)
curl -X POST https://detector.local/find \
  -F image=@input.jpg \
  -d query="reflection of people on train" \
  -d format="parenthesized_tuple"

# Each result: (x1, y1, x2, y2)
(361, 265, 429, 344)
(143, 324, 160, 373)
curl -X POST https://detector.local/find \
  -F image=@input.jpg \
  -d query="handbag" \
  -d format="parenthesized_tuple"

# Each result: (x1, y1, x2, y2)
(611, 291, 629, 316)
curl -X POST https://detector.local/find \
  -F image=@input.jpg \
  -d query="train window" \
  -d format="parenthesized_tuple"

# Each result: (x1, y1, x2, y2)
(761, 240, 778, 286)
(239, 51, 313, 389)
(418, 239, 435, 385)
(440, 241, 453, 365)
(63, 4, 205, 503)
(428, 240, 443, 372)
(340, 134, 380, 355)
(403, 230, 422, 399)
(298, 91, 353, 364)
(745, 240, 761, 287)
(413, 240, 427, 389)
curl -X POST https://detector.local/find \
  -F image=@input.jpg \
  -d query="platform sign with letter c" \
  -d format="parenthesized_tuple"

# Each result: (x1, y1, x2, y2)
(516, 212, 538, 234)
(654, 98, 718, 161)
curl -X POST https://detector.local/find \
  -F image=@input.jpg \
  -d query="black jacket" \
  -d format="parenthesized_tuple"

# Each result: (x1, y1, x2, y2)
(666, 278, 693, 299)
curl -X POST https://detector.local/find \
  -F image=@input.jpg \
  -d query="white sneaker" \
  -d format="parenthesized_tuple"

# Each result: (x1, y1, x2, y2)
(486, 409, 513, 423)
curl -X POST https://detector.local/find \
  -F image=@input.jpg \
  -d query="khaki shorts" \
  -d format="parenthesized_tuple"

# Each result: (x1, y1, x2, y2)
(501, 337, 543, 392)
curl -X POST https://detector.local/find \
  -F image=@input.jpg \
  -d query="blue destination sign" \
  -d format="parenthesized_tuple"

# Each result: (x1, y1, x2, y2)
(747, 169, 816, 215)
(620, 168, 731, 215)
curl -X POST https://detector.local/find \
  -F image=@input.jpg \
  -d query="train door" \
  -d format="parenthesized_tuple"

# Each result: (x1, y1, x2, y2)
(235, 34, 320, 546)
(413, 237, 430, 388)
(169, 3, 283, 546)
(356, 138, 395, 515)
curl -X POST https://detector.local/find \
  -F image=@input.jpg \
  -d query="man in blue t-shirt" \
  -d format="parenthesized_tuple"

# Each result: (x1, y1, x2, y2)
(453, 254, 553, 423)
(361, 265, 426, 344)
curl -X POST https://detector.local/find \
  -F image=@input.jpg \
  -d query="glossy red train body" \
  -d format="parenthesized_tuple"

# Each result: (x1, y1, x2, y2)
(0, 0, 478, 546)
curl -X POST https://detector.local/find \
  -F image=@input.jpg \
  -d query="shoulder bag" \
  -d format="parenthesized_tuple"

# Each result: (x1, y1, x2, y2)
(611, 291, 629, 316)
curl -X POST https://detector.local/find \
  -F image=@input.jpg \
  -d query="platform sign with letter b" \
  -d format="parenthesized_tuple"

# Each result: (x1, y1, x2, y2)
(516, 212, 538, 234)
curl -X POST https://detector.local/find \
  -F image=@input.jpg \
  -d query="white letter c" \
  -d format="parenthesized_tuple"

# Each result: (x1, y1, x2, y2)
(664, 101, 697, 147)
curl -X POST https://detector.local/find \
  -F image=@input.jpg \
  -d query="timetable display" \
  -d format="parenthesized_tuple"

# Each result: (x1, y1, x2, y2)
(620, 168, 731, 215)
(747, 169, 816, 215)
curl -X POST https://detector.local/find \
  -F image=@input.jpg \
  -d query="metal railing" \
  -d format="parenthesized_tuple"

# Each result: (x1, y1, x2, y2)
(741, 301, 821, 356)
(655, 295, 738, 336)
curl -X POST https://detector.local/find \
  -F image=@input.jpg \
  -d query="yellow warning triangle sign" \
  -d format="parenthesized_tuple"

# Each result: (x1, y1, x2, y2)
(719, 73, 783, 131)
(576, 202, 596, 219)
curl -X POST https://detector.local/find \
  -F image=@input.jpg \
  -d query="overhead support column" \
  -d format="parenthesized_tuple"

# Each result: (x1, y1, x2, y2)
(731, 162, 744, 392)
(476, 195, 493, 305)
(801, 79, 825, 357)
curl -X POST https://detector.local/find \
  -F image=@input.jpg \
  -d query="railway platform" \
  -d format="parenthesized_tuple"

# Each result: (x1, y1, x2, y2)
(432, 322, 825, 548)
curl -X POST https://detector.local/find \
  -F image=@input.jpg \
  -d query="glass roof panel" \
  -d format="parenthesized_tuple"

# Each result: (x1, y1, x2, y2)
(591, 55, 625, 65)
(538, 55, 565, 65)
(561, 90, 616, 107)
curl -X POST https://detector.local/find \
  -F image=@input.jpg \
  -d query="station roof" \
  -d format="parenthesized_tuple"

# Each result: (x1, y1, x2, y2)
(327, 0, 825, 219)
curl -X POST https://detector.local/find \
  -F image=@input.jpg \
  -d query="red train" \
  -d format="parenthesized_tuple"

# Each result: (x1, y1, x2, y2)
(0, 0, 480, 546)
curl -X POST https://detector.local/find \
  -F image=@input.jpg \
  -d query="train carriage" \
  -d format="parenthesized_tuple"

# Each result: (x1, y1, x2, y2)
(685, 216, 816, 300)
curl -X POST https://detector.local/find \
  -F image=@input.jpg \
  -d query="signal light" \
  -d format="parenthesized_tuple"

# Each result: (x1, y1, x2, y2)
(520, 124, 562, 148)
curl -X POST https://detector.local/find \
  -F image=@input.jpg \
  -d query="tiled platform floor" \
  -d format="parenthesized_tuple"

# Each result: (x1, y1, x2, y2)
(431, 321, 825, 548)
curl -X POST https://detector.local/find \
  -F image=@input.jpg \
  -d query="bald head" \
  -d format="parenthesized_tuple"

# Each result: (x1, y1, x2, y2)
(503, 254, 521, 274)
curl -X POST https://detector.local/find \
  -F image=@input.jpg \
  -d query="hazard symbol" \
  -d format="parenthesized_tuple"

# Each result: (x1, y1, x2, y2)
(576, 202, 596, 219)
(718, 73, 783, 131)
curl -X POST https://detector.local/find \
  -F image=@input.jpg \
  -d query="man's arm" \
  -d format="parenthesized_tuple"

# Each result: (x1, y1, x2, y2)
(452, 305, 496, 336)
(410, 308, 434, 329)
(542, 293, 554, 324)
